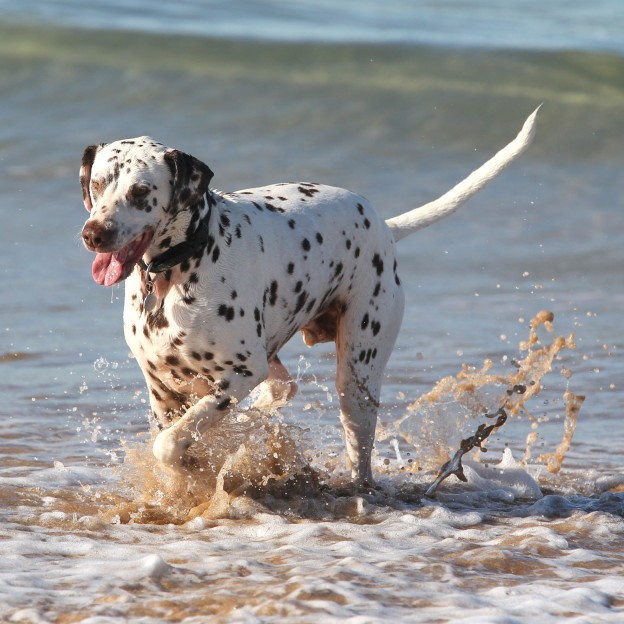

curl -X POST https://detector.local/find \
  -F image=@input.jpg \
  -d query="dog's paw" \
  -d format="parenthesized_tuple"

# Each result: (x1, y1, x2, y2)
(252, 378, 298, 410)
(152, 428, 192, 470)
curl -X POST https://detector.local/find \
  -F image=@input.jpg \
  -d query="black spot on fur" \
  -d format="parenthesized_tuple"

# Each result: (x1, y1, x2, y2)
(147, 307, 169, 330)
(216, 397, 232, 411)
(294, 291, 308, 315)
(265, 202, 284, 213)
(205, 234, 215, 256)
(372, 253, 384, 276)
(393, 259, 401, 285)
(361, 313, 370, 330)
(233, 365, 253, 377)
(298, 185, 320, 198)
(269, 281, 278, 306)
(218, 305, 235, 321)
(302, 238, 311, 252)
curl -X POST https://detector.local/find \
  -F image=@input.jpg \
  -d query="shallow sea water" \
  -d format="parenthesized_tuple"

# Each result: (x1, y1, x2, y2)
(1, 2, 623, 622)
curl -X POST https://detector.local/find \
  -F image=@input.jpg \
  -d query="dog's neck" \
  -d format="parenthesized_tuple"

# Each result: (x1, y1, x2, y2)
(142, 190, 219, 274)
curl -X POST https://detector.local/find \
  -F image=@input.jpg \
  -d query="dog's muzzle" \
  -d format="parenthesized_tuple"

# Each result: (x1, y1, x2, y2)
(82, 219, 118, 252)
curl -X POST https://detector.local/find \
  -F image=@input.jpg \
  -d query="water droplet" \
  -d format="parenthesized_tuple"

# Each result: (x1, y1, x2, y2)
(94, 357, 109, 372)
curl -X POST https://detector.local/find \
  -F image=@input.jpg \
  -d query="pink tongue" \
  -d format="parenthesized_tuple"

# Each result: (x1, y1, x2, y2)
(92, 252, 124, 286)
(89, 229, 153, 287)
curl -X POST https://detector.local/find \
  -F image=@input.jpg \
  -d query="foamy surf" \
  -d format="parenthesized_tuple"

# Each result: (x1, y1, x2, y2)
(3, 448, 623, 623)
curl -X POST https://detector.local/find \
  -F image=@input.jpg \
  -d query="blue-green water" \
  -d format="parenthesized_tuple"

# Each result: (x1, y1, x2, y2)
(0, 3, 623, 623)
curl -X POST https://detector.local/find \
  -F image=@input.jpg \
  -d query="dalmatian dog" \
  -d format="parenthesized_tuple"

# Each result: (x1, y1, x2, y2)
(80, 109, 538, 486)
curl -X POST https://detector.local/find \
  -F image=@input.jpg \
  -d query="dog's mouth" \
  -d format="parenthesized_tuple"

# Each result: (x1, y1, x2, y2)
(91, 229, 154, 286)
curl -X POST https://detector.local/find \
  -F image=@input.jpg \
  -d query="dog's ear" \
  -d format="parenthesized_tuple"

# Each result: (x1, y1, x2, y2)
(164, 149, 214, 213)
(80, 144, 105, 212)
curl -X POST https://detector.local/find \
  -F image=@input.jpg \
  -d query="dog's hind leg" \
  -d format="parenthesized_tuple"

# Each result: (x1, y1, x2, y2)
(334, 280, 405, 486)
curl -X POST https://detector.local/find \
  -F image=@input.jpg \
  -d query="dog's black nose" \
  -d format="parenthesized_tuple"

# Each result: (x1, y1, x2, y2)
(82, 220, 115, 251)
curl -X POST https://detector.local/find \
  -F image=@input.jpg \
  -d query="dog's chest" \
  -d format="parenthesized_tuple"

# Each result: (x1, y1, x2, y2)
(122, 266, 262, 391)
(123, 274, 214, 388)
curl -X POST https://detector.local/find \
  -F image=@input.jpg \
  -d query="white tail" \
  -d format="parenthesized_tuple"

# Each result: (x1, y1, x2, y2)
(385, 106, 540, 242)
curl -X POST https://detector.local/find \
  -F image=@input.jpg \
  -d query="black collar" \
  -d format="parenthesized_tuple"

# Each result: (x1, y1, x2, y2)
(140, 208, 212, 275)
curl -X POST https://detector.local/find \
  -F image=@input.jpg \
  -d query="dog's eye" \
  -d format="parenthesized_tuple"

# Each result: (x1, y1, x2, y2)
(129, 184, 150, 198)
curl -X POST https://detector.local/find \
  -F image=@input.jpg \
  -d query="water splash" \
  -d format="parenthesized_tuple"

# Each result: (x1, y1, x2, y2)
(104, 410, 320, 525)
(384, 310, 583, 482)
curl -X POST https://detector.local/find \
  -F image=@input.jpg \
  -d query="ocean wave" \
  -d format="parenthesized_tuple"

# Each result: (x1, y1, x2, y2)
(1, 22, 623, 162)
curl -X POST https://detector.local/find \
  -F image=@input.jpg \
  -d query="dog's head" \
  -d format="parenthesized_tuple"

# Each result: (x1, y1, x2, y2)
(80, 136, 213, 286)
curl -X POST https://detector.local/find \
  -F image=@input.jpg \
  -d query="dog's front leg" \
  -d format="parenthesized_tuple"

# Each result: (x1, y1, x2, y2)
(152, 364, 269, 471)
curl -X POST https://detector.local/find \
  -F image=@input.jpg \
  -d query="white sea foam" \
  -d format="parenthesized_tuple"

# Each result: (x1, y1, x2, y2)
(2, 447, 623, 623)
